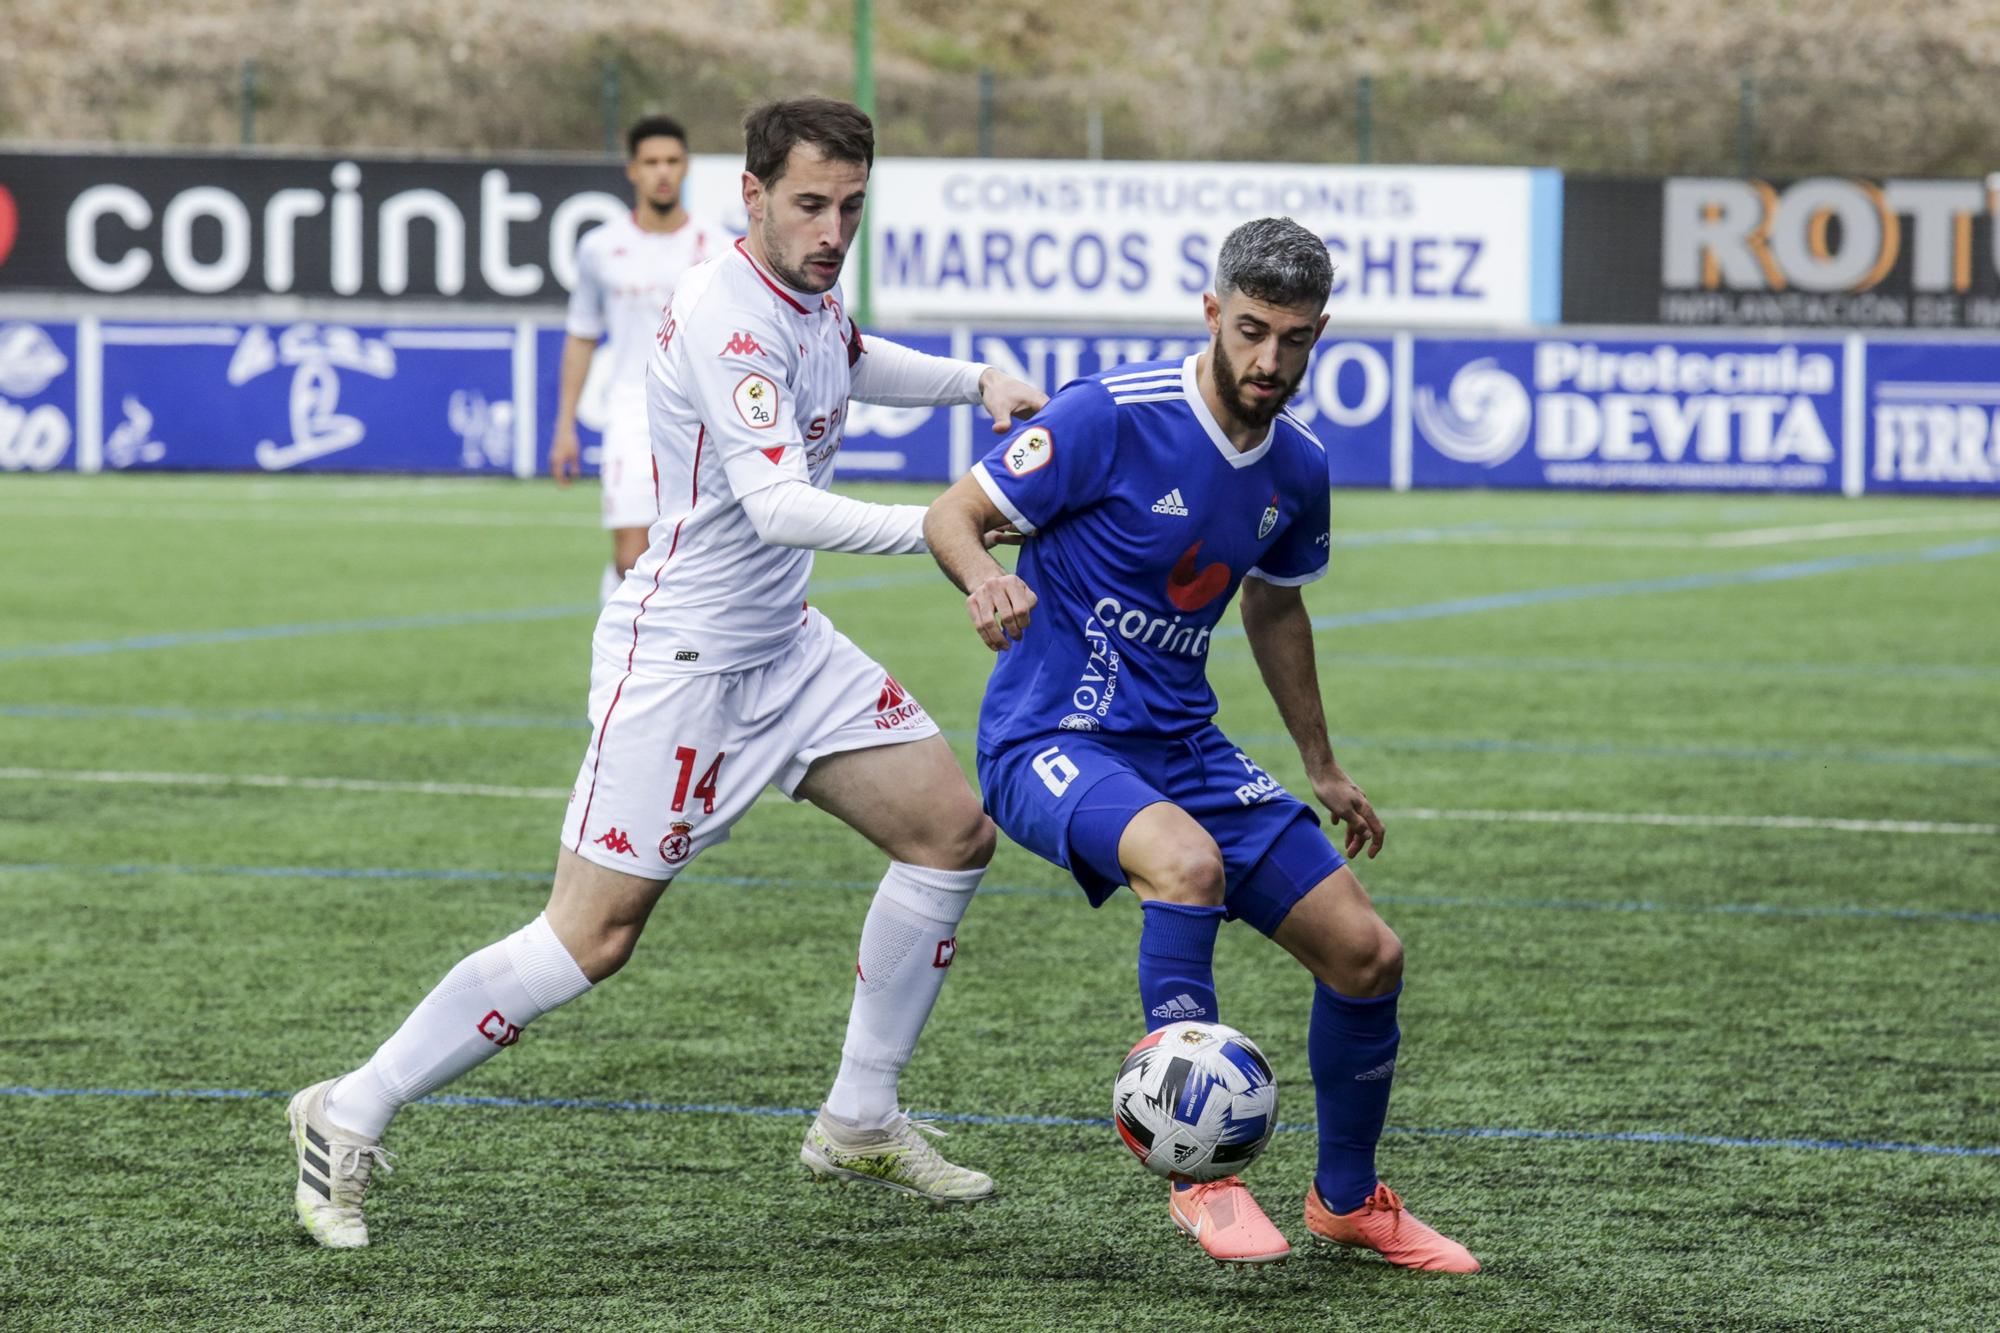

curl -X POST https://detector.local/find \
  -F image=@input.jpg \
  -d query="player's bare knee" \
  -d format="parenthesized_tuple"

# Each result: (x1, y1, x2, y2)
(1145, 842, 1226, 906)
(572, 921, 644, 982)
(956, 813, 998, 870)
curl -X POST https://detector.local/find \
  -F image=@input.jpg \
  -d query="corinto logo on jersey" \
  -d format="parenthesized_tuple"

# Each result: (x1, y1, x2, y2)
(1003, 425, 1053, 476)
(734, 372, 778, 429)
(1414, 357, 1533, 465)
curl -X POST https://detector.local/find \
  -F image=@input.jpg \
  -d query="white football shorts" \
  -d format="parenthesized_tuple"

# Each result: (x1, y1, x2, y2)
(559, 609, 940, 879)
(598, 405, 656, 531)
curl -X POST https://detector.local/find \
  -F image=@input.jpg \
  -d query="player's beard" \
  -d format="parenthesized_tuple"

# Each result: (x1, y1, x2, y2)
(1211, 338, 1306, 430)
(761, 215, 844, 293)
(640, 189, 680, 219)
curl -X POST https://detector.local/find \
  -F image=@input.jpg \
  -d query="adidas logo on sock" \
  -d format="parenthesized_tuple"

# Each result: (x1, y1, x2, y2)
(1149, 993, 1208, 1020)
(1355, 1057, 1397, 1082)
(1151, 488, 1190, 516)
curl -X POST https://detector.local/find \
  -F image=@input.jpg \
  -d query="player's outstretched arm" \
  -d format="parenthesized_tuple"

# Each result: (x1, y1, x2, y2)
(848, 335, 1048, 427)
(924, 475, 1037, 652)
(1239, 576, 1385, 859)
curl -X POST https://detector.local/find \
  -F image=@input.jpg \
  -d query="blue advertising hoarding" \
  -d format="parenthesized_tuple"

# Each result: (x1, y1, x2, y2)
(1409, 335, 1847, 491)
(0, 320, 80, 472)
(968, 331, 1395, 488)
(1864, 340, 2000, 494)
(97, 321, 518, 472)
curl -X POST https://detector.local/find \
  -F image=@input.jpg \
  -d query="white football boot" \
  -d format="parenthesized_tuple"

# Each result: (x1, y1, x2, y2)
(287, 1078, 395, 1248)
(800, 1108, 995, 1205)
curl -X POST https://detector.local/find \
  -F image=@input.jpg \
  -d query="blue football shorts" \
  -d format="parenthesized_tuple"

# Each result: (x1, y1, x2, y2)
(977, 724, 1347, 937)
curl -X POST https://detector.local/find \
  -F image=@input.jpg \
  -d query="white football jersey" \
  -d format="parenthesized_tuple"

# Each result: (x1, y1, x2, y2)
(565, 212, 723, 409)
(595, 240, 876, 676)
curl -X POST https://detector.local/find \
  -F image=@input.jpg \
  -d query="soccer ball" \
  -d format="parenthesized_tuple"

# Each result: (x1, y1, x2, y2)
(1112, 1021, 1278, 1182)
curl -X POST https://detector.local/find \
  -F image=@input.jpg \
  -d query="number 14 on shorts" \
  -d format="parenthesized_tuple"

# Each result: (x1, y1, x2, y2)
(672, 747, 726, 814)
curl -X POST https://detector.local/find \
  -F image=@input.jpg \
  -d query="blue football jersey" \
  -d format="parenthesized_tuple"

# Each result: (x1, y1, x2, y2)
(971, 355, 1331, 752)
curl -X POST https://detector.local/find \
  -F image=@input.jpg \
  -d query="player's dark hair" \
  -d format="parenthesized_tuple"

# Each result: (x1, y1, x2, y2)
(626, 115, 688, 158)
(742, 97, 875, 185)
(1215, 217, 1333, 311)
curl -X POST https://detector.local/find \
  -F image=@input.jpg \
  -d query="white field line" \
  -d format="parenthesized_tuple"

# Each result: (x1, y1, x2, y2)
(0, 501, 585, 529)
(0, 767, 567, 800)
(1701, 514, 2000, 547)
(3, 767, 1992, 836)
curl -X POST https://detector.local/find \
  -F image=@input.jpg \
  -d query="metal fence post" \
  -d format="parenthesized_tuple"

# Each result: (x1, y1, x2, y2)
(1357, 74, 1373, 165)
(1737, 74, 1755, 177)
(601, 59, 621, 159)
(239, 60, 257, 146)
(978, 68, 996, 157)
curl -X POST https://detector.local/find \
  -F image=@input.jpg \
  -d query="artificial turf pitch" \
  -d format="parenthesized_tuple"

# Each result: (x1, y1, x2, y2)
(0, 475, 1995, 1331)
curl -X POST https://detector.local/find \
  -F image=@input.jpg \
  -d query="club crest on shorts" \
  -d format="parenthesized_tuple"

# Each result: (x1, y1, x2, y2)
(1003, 426, 1053, 476)
(660, 821, 695, 866)
(1258, 493, 1280, 539)
(733, 372, 779, 429)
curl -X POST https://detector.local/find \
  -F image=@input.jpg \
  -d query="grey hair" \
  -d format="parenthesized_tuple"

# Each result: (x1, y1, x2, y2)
(1214, 217, 1333, 311)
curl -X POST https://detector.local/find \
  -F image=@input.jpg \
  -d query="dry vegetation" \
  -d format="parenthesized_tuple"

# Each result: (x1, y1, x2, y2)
(6, 1, 1997, 172)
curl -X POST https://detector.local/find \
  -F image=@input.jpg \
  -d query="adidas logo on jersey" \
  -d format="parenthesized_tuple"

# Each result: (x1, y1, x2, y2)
(1151, 488, 1190, 517)
(1149, 993, 1209, 1020)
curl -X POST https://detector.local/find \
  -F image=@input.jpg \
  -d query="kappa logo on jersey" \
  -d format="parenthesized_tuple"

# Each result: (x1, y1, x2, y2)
(734, 372, 779, 429)
(1258, 493, 1280, 539)
(476, 1009, 521, 1047)
(1003, 426, 1053, 476)
(1151, 488, 1190, 517)
(593, 827, 637, 856)
(721, 331, 765, 357)
(1165, 540, 1231, 612)
(874, 674, 926, 730)
(933, 937, 957, 968)
(660, 821, 695, 867)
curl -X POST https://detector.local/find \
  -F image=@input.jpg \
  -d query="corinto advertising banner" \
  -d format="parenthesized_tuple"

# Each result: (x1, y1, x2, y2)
(0, 151, 1557, 325)
(1564, 176, 2000, 330)
(1411, 336, 1845, 491)
(870, 160, 1561, 327)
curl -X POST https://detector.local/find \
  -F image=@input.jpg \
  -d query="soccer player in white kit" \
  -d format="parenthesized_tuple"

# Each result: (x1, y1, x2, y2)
(550, 115, 725, 602)
(286, 98, 1049, 1247)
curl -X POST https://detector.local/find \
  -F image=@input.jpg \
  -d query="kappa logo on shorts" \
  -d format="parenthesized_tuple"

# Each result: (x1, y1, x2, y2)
(660, 821, 695, 867)
(593, 827, 638, 856)
(874, 674, 926, 731)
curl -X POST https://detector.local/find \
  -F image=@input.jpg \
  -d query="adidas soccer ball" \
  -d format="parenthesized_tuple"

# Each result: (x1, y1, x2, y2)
(1112, 1021, 1277, 1182)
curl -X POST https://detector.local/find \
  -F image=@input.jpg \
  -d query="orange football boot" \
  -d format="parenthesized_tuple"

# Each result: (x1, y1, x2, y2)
(1304, 1181, 1480, 1273)
(1169, 1177, 1292, 1267)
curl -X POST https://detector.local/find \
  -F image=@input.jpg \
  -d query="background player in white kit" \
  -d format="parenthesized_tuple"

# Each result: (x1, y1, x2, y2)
(286, 98, 1048, 1247)
(550, 115, 724, 602)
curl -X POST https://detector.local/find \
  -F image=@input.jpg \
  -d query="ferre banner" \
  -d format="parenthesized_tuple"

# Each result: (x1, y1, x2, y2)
(0, 150, 684, 303)
(1564, 176, 2000, 329)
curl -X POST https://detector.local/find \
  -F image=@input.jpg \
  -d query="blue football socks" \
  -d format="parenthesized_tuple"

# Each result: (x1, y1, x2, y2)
(1309, 980, 1401, 1213)
(1136, 900, 1224, 1031)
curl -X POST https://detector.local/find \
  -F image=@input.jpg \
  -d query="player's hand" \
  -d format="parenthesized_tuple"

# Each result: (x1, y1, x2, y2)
(978, 367, 1049, 435)
(549, 427, 581, 487)
(967, 572, 1037, 651)
(982, 525, 1025, 549)
(1312, 767, 1385, 860)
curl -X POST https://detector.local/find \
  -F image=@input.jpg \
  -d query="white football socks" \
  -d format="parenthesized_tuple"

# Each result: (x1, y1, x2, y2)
(823, 861, 983, 1129)
(323, 913, 592, 1140)
(599, 563, 621, 604)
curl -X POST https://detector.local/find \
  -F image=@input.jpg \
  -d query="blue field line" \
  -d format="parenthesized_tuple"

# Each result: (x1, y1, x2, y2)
(0, 572, 936, 665)
(1311, 651, 2000, 684)
(1207, 536, 2000, 639)
(5, 701, 1992, 772)
(1, 861, 1994, 925)
(0, 1084, 1992, 1159)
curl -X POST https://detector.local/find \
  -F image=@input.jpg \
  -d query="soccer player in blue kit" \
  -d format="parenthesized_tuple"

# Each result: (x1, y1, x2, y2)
(922, 218, 1479, 1272)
